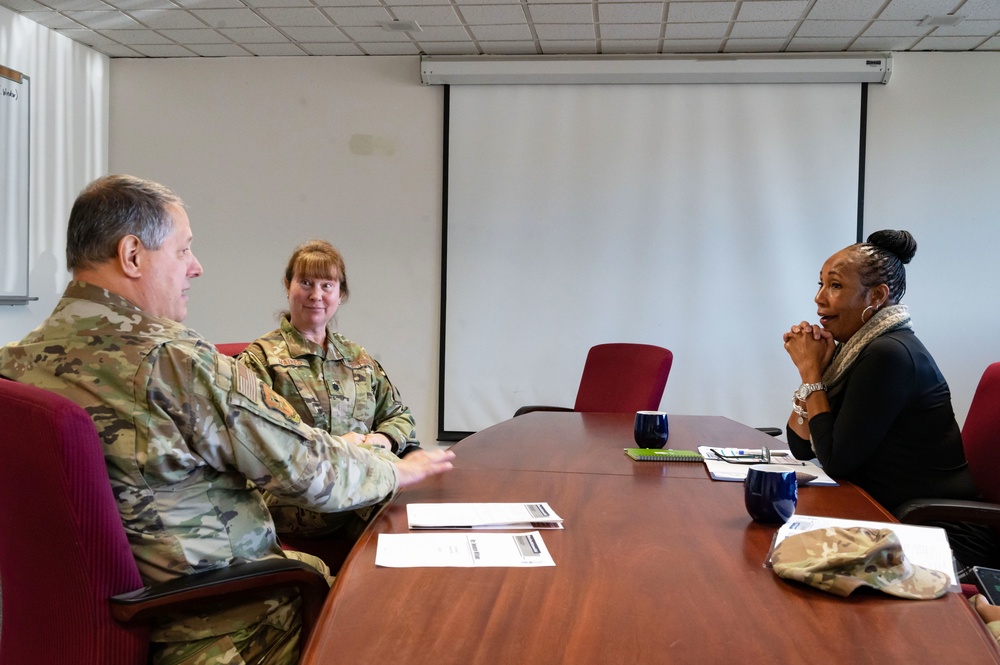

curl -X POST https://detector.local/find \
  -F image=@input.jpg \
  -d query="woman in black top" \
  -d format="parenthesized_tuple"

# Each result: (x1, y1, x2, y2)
(783, 230, 996, 570)
(782, 229, 974, 508)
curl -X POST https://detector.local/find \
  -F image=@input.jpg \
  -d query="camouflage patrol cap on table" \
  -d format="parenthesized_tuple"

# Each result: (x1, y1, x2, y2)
(771, 526, 950, 600)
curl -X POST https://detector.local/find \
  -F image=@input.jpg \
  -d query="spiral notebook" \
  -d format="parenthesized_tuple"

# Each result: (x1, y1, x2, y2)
(623, 448, 704, 462)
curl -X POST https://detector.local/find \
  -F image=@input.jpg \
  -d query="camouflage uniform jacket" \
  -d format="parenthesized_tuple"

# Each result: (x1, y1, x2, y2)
(0, 281, 399, 588)
(240, 316, 419, 455)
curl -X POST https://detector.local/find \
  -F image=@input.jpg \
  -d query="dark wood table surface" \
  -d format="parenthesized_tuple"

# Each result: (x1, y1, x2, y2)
(301, 413, 1000, 664)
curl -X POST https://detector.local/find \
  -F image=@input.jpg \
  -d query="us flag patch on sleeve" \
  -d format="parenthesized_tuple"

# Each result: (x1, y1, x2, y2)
(235, 362, 260, 403)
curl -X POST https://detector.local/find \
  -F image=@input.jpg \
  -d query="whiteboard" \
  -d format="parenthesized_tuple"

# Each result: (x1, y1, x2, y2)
(1, 64, 30, 305)
(441, 83, 862, 437)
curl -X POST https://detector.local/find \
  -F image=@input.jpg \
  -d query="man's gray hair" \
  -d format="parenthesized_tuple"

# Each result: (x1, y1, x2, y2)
(67, 174, 184, 271)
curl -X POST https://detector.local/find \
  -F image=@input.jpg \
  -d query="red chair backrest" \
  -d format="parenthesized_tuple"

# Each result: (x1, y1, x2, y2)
(215, 342, 249, 357)
(0, 378, 147, 665)
(573, 343, 673, 414)
(962, 362, 1000, 505)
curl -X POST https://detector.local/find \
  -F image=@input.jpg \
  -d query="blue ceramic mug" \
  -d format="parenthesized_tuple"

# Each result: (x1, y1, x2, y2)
(744, 464, 797, 524)
(633, 411, 669, 449)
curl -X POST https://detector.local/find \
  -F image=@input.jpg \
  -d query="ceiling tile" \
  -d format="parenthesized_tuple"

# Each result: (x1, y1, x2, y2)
(863, 20, 930, 37)
(729, 20, 793, 38)
(539, 39, 598, 53)
(600, 23, 661, 39)
(325, 7, 393, 25)
(659, 37, 722, 51)
(257, 8, 333, 26)
(99, 28, 174, 43)
(340, 25, 414, 40)
(392, 6, 462, 26)
(786, 36, 853, 50)
(806, 0, 883, 21)
(190, 8, 269, 28)
(668, 2, 735, 23)
(21, 11, 85, 29)
(976, 35, 1000, 49)
(601, 38, 659, 53)
(130, 43, 199, 56)
(407, 25, 471, 39)
(413, 41, 480, 53)
(881, 0, 961, 21)
(245, 42, 310, 55)
(963, 0, 1000, 20)
(933, 20, 1000, 36)
(108, 0, 177, 8)
(529, 4, 593, 23)
(43, 0, 113, 9)
(217, 26, 289, 42)
(56, 28, 128, 47)
(283, 26, 349, 40)
(913, 35, 991, 50)
(460, 4, 527, 24)
(473, 40, 538, 53)
(598, 3, 663, 24)
(535, 23, 595, 39)
(186, 43, 252, 55)
(725, 37, 788, 52)
(65, 10, 142, 29)
(850, 36, 921, 50)
(128, 10, 208, 29)
(98, 43, 145, 56)
(174, 0, 246, 7)
(796, 20, 867, 37)
(244, 0, 316, 6)
(159, 28, 232, 43)
(361, 41, 422, 53)
(300, 42, 365, 54)
(470, 23, 533, 39)
(663, 21, 728, 38)
(737, 0, 808, 22)
(1, 0, 49, 10)
(316, 0, 381, 6)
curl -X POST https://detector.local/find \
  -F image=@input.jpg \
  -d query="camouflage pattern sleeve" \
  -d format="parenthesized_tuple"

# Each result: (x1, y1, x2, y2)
(148, 341, 399, 514)
(369, 357, 420, 453)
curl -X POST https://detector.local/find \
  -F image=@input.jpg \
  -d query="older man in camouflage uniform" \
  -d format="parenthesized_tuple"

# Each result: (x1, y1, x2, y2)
(0, 175, 454, 664)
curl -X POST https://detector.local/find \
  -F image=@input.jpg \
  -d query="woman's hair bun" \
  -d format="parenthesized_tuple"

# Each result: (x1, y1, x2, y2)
(866, 229, 917, 264)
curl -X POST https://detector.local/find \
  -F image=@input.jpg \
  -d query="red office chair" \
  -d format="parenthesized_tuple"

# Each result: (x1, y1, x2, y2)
(514, 343, 673, 416)
(215, 342, 250, 357)
(895, 362, 1000, 594)
(0, 377, 330, 665)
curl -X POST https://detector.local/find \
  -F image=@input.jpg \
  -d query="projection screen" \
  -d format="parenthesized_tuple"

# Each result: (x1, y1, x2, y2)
(441, 83, 863, 437)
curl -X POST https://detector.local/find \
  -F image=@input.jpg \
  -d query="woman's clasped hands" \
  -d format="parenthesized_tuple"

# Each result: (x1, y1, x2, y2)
(783, 321, 835, 377)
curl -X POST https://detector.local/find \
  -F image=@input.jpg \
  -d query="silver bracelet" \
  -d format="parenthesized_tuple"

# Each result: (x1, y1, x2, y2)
(792, 401, 808, 425)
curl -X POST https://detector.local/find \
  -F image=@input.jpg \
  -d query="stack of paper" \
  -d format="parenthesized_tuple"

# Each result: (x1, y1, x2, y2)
(406, 502, 564, 529)
(697, 447, 838, 486)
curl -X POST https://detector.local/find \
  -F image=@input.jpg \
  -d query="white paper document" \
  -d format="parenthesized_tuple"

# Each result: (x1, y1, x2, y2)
(406, 502, 564, 529)
(697, 447, 838, 486)
(375, 530, 556, 568)
(773, 514, 958, 586)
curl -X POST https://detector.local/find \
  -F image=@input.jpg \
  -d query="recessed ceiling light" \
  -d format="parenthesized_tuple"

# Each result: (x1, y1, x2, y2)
(379, 20, 422, 33)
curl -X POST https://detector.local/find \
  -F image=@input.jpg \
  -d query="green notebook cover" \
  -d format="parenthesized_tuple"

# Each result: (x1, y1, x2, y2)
(624, 448, 704, 462)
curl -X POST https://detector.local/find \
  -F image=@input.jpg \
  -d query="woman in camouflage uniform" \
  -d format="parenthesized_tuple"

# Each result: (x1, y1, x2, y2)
(241, 240, 419, 538)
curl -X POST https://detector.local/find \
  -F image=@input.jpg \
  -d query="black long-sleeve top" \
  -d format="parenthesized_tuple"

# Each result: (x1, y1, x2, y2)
(787, 328, 977, 512)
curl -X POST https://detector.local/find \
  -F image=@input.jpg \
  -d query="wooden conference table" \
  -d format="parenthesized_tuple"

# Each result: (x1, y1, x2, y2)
(301, 413, 1000, 664)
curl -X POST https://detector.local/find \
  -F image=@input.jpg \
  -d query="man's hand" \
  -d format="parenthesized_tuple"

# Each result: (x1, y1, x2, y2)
(394, 448, 456, 488)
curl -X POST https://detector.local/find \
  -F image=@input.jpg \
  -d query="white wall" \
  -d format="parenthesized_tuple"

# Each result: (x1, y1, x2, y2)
(109, 56, 445, 441)
(0, 6, 108, 346)
(866, 52, 1000, 426)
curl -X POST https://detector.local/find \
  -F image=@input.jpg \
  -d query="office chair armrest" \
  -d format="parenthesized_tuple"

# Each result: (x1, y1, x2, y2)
(109, 558, 330, 639)
(894, 498, 1000, 531)
(755, 427, 783, 437)
(513, 405, 574, 417)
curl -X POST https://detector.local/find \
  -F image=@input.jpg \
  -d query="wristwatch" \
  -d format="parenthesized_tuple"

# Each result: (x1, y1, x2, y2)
(794, 382, 827, 402)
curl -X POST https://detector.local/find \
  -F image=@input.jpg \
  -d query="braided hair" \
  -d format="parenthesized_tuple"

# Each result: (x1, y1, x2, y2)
(854, 229, 917, 304)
